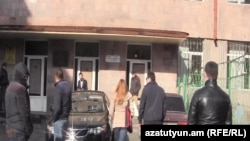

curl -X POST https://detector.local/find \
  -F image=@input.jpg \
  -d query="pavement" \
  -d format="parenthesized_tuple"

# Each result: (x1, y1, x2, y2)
(128, 117, 141, 141)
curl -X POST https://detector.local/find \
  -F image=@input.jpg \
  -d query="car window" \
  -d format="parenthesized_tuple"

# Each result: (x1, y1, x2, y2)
(166, 96, 185, 112)
(72, 94, 105, 113)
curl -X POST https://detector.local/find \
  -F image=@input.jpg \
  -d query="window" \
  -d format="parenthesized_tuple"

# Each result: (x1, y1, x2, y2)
(228, 0, 250, 4)
(127, 44, 151, 60)
(75, 42, 99, 57)
(227, 41, 250, 89)
(178, 38, 203, 87)
(25, 41, 48, 55)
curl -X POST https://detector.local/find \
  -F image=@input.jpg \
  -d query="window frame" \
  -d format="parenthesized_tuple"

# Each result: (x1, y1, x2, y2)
(227, 41, 250, 90)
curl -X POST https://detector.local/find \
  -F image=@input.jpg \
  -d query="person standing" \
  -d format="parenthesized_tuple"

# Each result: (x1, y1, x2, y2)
(138, 72, 167, 125)
(53, 69, 72, 141)
(77, 72, 88, 91)
(0, 62, 9, 111)
(5, 62, 33, 141)
(109, 79, 133, 141)
(129, 70, 141, 116)
(188, 61, 232, 125)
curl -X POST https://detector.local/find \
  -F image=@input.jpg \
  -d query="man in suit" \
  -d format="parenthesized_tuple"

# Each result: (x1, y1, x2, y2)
(77, 72, 88, 91)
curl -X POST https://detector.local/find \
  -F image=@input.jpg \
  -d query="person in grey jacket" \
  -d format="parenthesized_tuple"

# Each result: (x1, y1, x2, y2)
(5, 62, 33, 141)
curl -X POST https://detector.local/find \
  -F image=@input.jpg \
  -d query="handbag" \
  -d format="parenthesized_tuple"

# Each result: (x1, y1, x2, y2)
(125, 100, 133, 133)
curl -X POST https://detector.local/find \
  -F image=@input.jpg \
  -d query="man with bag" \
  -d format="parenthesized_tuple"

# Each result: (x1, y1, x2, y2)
(109, 79, 134, 141)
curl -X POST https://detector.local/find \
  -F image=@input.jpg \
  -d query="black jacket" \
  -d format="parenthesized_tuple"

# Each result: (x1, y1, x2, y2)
(77, 79, 88, 91)
(138, 81, 167, 124)
(5, 62, 33, 137)
(188, 80, 232, 125)
(0, 67, 9, 86)
(53, 80, 72, 122)
(130, 75, 141, 95)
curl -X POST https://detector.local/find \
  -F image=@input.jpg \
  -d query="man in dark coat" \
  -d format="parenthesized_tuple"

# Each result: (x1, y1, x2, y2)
(5, 62, 33, 141)
(138, 72, 167, 125)
(77, 72, 88, 91)
(0, 62, 9, 111)
(188, 61, 232, 125)
(53, 69, 72, 141)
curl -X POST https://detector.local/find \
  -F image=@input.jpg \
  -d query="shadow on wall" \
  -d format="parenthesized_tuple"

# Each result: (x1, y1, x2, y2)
(152, 43, 179, 73)
(0, 0, 31, 85)
(0, 0, 31, 25)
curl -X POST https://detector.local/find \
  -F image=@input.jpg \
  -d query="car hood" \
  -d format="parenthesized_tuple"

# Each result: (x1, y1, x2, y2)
(68, 112, 108, 128)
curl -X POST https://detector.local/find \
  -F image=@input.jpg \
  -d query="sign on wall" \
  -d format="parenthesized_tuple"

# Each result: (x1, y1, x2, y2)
(105, 55, 120, 63)
(5, 47, 16, 65)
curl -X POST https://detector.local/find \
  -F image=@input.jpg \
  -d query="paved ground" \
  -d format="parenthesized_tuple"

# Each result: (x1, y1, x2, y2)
(128, 117, 141, 141)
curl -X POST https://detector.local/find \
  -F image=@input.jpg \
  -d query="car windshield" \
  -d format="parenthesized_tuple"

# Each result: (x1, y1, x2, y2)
(71, 94, 105, 113)
(166, 96, 185, 112)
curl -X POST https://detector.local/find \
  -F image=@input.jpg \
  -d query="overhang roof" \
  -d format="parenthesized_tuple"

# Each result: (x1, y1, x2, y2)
(0, 25, 189, 44)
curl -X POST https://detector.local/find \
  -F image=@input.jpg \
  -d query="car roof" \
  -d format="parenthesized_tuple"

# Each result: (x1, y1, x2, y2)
(72, 90, 106, 95)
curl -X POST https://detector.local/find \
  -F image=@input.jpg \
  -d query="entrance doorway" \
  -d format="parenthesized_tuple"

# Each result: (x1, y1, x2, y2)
(126, 44, 152, 98)
(75, 58, 99, 91)
(25, 56, 47, 112)
(127, 60, 151, 98)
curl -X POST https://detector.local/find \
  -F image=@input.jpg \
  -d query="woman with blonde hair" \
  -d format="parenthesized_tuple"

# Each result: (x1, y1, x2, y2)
(109, 79, 133, 141)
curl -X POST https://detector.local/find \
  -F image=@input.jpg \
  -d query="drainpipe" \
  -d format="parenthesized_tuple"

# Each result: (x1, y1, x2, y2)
(214, 0, 218, 46)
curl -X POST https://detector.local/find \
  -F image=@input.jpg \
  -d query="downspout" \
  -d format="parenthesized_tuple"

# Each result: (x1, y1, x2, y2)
(214, 0, 218, 46)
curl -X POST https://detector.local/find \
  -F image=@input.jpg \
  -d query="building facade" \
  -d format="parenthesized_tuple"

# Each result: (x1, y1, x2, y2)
(0, 0, 250, 123)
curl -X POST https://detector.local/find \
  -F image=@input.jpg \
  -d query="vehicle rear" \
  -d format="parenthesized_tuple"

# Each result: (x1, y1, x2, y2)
(163, 93, 187, 125)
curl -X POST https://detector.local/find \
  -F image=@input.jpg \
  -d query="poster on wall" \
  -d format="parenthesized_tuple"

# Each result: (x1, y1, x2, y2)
(105, 55, 120, 63)
(5, 47, 16, 65)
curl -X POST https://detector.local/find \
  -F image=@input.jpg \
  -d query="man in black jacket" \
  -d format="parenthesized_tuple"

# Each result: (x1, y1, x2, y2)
(53, 69, 72, 141)
(138, 72, 167, 125)
(0, 62, 9, 111)
(188, 61, 232, 125)
(77, 72, 88, 91)
(5, 62, 33, 141)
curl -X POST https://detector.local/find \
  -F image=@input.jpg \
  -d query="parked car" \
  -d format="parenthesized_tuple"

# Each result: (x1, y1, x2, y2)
(163, 93, 187, 125)
(47, 90, 111, 141)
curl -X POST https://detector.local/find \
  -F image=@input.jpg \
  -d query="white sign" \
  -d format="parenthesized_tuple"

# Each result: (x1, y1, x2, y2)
(105, 55, 120, 63)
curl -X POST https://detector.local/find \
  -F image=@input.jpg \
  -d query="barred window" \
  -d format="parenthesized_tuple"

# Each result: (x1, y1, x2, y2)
(228, 0, 250, 4)
(178, 38, 204, 87)
(227, 41, 250, 89)
(180, 38, 203, 52)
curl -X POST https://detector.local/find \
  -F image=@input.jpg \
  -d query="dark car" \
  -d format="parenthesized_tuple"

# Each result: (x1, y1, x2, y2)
(48, 90, 111, 141)
(163, 93, 187, 125)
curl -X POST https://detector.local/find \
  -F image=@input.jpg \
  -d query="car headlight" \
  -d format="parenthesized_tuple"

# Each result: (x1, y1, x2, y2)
(66, 128, 76, 141)
(88, 125, 106, 135)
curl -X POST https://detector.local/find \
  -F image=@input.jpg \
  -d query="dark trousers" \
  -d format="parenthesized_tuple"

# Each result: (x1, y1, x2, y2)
(112, 127, 128, 141)
(0, 86, 6, 111)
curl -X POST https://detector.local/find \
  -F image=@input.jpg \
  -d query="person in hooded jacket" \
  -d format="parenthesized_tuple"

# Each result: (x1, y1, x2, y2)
(5, 62, 33, 141)
(0, 62, 9, 111)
